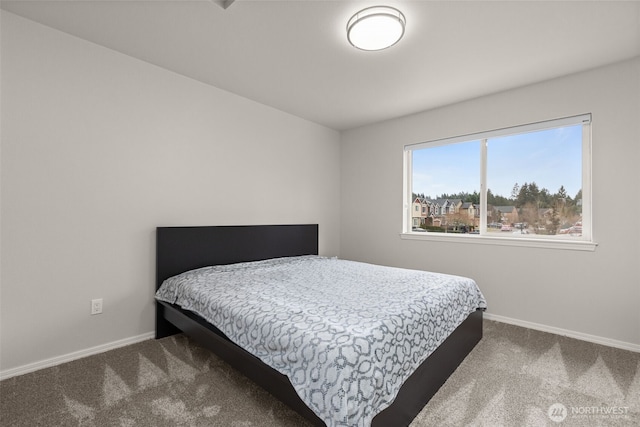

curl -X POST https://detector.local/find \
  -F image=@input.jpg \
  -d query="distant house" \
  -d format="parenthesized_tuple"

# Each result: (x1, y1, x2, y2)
(427, 199, 440, 217)
(411, 197, 428, 228)
(436, 198, 463, 215)
(460, 202, 475, 217)
(494, 206, 518, 224)
(413, 198, 481, 228)
(460, 202, 480, 227)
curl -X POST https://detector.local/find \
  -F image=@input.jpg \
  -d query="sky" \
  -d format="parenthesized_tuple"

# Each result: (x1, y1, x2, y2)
(412, 125, 583, 200)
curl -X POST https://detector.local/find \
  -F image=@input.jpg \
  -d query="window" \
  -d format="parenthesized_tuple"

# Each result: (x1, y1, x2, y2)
(403, 114, 594, 250)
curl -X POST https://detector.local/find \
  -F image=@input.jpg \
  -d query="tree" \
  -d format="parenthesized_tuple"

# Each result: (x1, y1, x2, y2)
(574, 189, 583, 215)
(557, 185, 568, 200)
(574, 189, 582, 202)
(516, 182, 542, 207)
(511, 183, 520, 201)
(447, 212, 472, 231)
(528, 182, 540, 202)
(487, 189, 511, 207)
(538, 188, 551, 208)
(519, 202, 540, 229)
(546, 208, 560, 234)
(467, 191, 480, 205)
(517, 182, 532, 206)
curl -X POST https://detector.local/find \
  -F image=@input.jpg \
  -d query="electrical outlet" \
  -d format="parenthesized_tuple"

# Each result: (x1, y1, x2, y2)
(91, 298, 103, 315)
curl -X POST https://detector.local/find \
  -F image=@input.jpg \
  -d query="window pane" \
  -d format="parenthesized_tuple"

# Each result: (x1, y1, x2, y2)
(411, 141, 480, 233)
(486, 125, 583, 237)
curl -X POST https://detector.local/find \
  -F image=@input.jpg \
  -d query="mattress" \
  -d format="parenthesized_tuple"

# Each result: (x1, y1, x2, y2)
(155, 255, 487, 426)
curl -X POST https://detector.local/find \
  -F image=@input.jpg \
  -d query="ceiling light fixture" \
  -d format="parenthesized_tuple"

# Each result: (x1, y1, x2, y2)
(347, 6, 406, 51)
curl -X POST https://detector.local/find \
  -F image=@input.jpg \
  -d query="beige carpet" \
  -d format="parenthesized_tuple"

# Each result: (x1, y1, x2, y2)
(1, 320, 638, 426)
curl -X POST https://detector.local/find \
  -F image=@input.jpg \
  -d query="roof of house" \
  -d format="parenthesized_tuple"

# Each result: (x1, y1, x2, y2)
(435, 198, 462, 206)
(494, 206, 516, 213)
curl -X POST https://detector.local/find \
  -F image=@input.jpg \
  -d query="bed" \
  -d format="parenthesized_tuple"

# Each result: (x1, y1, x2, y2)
(155, 224, 485, 426)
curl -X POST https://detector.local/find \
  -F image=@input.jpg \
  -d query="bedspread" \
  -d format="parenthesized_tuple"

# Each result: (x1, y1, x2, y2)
(155, 256, 486, 426)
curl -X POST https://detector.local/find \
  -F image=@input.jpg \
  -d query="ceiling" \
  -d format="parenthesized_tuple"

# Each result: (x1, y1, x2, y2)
(2, 0, 639, 131)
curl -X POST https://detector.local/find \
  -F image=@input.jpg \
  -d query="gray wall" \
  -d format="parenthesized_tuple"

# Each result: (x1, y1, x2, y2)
(2, 9, 638, 376)
(0, 12, 341, 373)
(341, 57, 640, 349)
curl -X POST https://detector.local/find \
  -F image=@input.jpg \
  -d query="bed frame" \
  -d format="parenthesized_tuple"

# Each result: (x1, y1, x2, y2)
(155, 224, 482, 426)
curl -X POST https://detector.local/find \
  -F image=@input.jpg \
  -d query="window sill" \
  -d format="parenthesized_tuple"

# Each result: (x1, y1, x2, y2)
(400, 232, 597, 251)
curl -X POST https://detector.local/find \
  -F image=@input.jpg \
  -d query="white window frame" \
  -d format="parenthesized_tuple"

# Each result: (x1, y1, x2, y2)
(401, 114, 596, 251)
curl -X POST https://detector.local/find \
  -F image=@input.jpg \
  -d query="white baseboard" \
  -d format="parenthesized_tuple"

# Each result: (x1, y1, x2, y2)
(2, 315, 638, 381)
(483, 312, 640, 353)
(0, 331, 155, 381)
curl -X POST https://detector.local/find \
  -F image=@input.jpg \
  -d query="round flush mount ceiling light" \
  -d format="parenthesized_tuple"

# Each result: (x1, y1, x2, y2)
(347, 6, 406, 51)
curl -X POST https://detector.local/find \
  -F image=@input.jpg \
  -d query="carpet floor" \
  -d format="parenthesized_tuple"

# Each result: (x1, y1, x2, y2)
(1, 320, 638, 426)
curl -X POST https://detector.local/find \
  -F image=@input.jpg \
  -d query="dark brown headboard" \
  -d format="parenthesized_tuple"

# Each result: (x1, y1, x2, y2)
(155, 224, 319, 337)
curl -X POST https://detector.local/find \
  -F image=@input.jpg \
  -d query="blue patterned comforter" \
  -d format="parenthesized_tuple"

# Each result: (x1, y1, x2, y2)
(155, 256, 486, 426)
